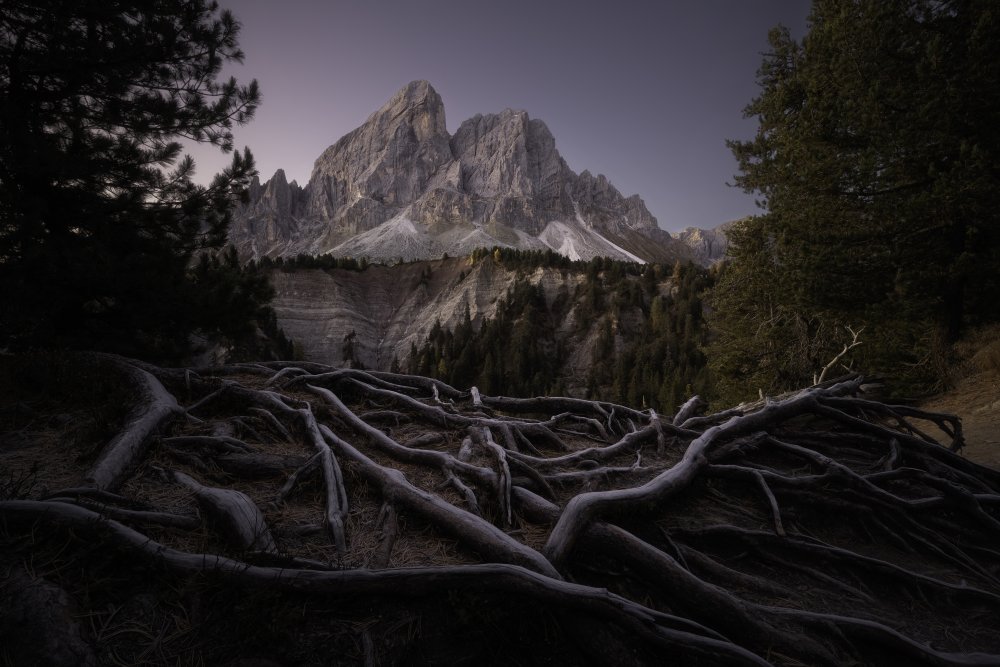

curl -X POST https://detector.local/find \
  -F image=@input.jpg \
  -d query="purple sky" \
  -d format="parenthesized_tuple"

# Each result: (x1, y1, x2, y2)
(188, 0, 811, 232)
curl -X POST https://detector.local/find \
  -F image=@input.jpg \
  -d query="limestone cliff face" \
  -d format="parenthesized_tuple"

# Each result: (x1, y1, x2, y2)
(448, 110, 573, 235)
(572, 171, 659, 231)
(306, 80, 453, 242)
(675, 222, 732, 265)
(229, 170, 308, 257)
(230, 80, 694, 264)
(268, 258, 584, 370)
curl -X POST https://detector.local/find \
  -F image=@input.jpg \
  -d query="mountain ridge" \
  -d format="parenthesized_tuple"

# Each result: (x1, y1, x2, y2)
(230, 81, 724, 264)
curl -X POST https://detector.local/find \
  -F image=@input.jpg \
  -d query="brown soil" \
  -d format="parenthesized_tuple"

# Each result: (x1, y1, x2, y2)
(921, 328, 1000, 470)
(922, 372, 1000, 469)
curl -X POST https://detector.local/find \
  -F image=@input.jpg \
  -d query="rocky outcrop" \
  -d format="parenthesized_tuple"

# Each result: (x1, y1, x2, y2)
(230, 81, 696, 264)
(268, 257, 584, 370)
(674, 222, 732, 265)
(448, 111, 573, 235)
(572, 171, 657, 231)
(229, 170, 308, 258)
(306, 80, 453, 241)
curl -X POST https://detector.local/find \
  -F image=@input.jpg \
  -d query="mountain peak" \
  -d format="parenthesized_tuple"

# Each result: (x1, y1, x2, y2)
(380, 80, 441, 114)
(396, 79, 436, 100)
(674, 224, 730, 265)
(232, 83, 701, 264)
(359, 79, 448, 144)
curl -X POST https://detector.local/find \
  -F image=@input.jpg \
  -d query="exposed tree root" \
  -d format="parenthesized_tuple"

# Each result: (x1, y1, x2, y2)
(158, 468, 277, 553)
(3, 357, 1000, 666)
(82, 354, 182, 490)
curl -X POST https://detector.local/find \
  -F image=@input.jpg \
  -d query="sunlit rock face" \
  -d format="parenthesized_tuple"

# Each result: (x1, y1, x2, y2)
(230, 80, 700, 265)
(675, 223, 732, 265)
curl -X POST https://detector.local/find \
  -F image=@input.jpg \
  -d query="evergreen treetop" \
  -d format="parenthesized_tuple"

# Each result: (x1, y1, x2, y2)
(0, 0, 262, 360)
(711, 0, 1000, 402)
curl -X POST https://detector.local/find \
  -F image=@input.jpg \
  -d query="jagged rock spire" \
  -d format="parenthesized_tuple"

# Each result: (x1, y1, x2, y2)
(230, 81, 692, 263)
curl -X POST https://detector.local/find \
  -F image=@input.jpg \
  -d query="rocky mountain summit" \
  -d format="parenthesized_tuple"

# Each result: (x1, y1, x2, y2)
(229, 81, 701, 264)
(675, 222, 731, 265)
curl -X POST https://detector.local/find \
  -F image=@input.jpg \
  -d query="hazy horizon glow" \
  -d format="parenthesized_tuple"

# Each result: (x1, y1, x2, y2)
(186, 0, 810, 232)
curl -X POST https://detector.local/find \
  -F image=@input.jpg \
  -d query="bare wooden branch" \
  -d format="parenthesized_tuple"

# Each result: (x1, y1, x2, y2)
(543, 378, 863, 567)
(482, 427, 513, 526)
(814, 325, 864, 385)
(673, 395, 707, 426)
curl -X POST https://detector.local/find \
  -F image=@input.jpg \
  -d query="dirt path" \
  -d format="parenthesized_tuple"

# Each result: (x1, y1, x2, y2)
(921, 371, 1000, 470)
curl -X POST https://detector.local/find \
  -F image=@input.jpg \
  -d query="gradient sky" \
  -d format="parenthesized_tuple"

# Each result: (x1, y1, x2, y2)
(187, 0, 811, 232)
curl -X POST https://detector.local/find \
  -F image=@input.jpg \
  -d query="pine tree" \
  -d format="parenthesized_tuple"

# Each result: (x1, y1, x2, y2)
(710, 1, 1000, 401)
(0, 0, 262, 360)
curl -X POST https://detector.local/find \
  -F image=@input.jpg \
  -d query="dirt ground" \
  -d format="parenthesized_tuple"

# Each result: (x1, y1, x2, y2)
(922, 373, 1000, 470)
(921, 341, 1000, 471)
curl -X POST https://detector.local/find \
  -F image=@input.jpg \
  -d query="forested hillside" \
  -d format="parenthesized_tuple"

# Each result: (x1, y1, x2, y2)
(407, 249, 713, 413)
